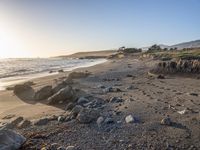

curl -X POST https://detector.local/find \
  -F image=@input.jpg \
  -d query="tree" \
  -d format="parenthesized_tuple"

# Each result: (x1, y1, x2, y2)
(147, 44, 162, 52)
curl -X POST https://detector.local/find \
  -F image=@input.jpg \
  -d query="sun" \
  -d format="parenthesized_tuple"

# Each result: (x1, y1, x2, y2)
(0, 26, 32, 58)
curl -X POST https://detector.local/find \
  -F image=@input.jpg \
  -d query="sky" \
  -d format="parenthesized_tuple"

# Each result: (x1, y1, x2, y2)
(0, 0, 200, 58)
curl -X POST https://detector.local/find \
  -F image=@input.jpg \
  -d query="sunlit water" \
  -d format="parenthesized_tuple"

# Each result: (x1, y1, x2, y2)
(0, 58, 107, 90)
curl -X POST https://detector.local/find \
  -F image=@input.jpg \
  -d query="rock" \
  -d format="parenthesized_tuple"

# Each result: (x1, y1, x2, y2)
(77, 97, 89, 105)
(104, 117, 114, 124)
(96, 116, 104, 127)
(13, 83, 32, 94)
(97, 84, 105, 89)
(6, 117, 24, 129)
(127, 85, 134, 90)
(125, 115, 138, 123)
(0, 129, 26, 150)
(34, 85, 53, 100)
(103, 87, 113, 93)
(77, 108, 100, 124)
(58, 116, 65, 122)
(52, 81, 68, 93)
(177, 109, 188, 115)
(103, 87, 121, 93)
(34, 118, 50, 126)
(50, 143, 59, 149)
(68, 72, 91, 80)
(126, 74, 133, 77)
(66, 102, 75, 111)
(57, 146, 66, 150)
(157, 74, 165, 79)
(110, 97, 123, 103)
(48, 86, 76, 105)
(161, 117, 172, 125)
(58, 69, 64, 73)
(71, 105, 83, 117)
(189, 93, 198, 96)
(18, 120, 32, 129)
(66, 146, 76, 150)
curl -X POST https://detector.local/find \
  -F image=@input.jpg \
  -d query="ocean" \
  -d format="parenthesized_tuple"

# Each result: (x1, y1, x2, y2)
(0, 58, 106, 90)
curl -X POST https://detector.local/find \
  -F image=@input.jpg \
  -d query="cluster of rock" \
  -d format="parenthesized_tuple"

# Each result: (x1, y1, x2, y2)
(152, 59, 200, 74)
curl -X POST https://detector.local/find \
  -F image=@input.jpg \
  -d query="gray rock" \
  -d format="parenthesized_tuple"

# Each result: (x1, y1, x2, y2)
(77, 97, 89, 105)
(52, 81, 68, 93)
(0, 129, 26, 150)
(77, 108, 100, 124)
(57, 146, 66, 150)
(66, 102, 75, 111)
(110, 97, 123, 103)
(13, 83, 32, 94)
(127, 85, 134, 90)
(34, 118, 49, 126)
(96, 116, 104, 127)
(104, 117, 114, 124)
(48, 86, 76, 105)
(34, 85, 53, 100)
(66, 146, 76, 150)
(125, 115, 138, 123)
(161, 117, 172, 126)
(58, 116, 65, 122)
(71, 105, 83, 117)
(6, 117, 24, 129)
(17, 120, 32, 129)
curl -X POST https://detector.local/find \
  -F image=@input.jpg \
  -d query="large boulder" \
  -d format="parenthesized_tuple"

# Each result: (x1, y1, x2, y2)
(48, 86, 76, 105)
(0, 129, 26, 150)
(76, 108, 100, 124)
(13, 83, 32, 95)
(34, 86, 53, 100)
(52, 81, 68, 94)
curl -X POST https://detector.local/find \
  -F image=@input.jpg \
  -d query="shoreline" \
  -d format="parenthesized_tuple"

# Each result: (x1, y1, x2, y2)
(0, 58, 107, 91)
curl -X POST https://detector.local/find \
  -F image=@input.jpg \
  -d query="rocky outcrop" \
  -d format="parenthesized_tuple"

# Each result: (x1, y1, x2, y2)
(0, 129, 26, 150)
(152, 59, 200, 74)
(34, 86, 53, 100)
(47, 86, 77, 105)
(13, 83, 32, 94)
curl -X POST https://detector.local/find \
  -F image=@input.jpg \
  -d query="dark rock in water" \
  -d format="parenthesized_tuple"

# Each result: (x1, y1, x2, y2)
(0, 129, 26, 150)
(77, 97, 89, 105)
(58, 69, 64, 73)
(34, 86, 53, 100)
(34, 118, 50, 126)
(48, 86, 76, 105)
(76, 108, 100, 124)
(161, 117, 172, 126)
(13, 84, 32, 94)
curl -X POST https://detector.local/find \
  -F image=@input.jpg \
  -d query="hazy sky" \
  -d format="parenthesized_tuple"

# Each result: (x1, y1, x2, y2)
(0, 0, 200, 58)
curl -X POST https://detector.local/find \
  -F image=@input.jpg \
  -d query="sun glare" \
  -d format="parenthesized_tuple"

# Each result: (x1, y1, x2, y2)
(0, 27, 32, 58)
